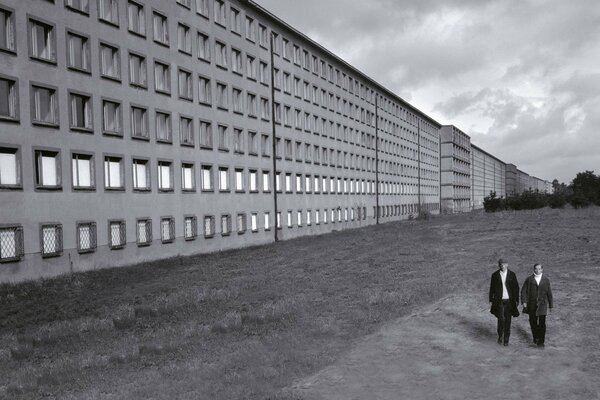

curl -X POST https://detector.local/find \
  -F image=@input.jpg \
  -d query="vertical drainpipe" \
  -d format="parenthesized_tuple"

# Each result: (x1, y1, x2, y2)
(270, 33, 278, 242)
(375, 94, 380, 225)
(417, 118, 422, 215)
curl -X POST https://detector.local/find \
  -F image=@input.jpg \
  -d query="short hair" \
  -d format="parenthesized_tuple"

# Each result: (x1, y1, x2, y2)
(533, 263, 542, 270)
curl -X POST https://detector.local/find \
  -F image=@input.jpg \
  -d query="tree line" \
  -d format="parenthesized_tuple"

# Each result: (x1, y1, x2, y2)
(483, 171, 600, 212)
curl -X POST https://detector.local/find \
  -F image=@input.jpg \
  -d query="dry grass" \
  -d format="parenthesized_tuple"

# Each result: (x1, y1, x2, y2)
(0, 207, 598, 399)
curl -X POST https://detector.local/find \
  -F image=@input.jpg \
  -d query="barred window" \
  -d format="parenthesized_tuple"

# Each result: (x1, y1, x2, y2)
(203, 215, 215, 238)
(161, 217, 175, 243)
(136, 218, 152, 246)
(184, 216, 197, 241)
(40, 223, 62, 257)
(77, 221, 96, 253)
(0, 225, 24, 262)
(109, 220, 126, 249)
(237, 213, 246, 234)
(221, 214, 232, 236)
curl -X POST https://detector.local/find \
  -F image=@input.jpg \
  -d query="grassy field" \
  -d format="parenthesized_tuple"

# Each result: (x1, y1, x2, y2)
(0, 207, 599, 399)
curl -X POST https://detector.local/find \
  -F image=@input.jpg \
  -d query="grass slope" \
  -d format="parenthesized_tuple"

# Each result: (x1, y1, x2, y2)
(0, 207, 599, 399)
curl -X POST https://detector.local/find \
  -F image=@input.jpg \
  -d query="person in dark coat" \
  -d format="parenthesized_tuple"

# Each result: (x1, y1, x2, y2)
(521, 263, 553, 348)
(489, 258, 520, 346)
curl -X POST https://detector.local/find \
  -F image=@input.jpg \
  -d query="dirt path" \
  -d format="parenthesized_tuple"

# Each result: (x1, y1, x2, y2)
(290, 269, 600, 400)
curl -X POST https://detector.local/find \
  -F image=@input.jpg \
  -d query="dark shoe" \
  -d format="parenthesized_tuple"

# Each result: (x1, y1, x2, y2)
(503, 342, 509, 346)
(497, 337, 502, 345)
(537, 342, 545, 348)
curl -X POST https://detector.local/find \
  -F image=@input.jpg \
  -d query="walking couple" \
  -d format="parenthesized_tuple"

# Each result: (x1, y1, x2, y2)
(489, 259, 553, 347)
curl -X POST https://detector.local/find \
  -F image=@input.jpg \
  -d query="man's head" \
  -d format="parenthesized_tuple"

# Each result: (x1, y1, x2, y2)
(498, 258, 508, 272)
(534, 264, 543, 276)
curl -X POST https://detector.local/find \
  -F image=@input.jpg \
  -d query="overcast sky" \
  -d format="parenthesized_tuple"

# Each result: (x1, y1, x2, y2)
(254, 0, 600, 183)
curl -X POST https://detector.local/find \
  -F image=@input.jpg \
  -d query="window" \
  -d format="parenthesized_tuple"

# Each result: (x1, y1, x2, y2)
(199, 120, 212, 149)
(282, 37, 290, 59)
(41, 223, 62, 257)
(109, 220, 126, 249)
(65, 0, 89, 13)
(66, 31, 90, 72)
(214, 0, 226, 26)
(246, 55, 256, 80)
(272, 32, 280, 54)
(315, 210, 320, 225)
(100, 42, 120, 80)
(0, 76, 18, 121)
(184, 216, 197, 240)
(262, 170, 270, 192)
(287, 211, 292, 228)
(251, 213, 258, 232)
(181, 163, 194, 191)
(0, 225, 24, 262)
(161, 217, 175, 243)
(237, 213, 246, 234)
(155, 111, 172, 143)
(245, 16, 255, 42)
(137, 218, 152, 246)
(196, 0, 209, 17)
(31, 84, 58, 126)
(295, 174, 302, 192)
(248, 131, 257, 155)
(215, 41, 227, 69)
(129, 52, 147, 88)
(77, 222, 96, 253)
(152, 11, 169, 46)
(233, 128, 244, 153)
(34, 149, 61, 189)
(67, 92, 92, 132)
(197, 32, 210, 62)
(127, 1, 145, 36)
(260, 97, 269, 120)
(247, 92, 257, 117)
(180, 116, 194, 146)
(283, 72, 291, 94)
(232, 87, 243, 114)
(261, 134, 270, 157)
(0, 147, 20, 188)
(297, 210, 302, 227)
(178, 68, 193, 100)
(221, 214, 231, 236)
(230, 7, 241, 34)
(285, 173, 291, 193)
(218, 167, 229, 191)
(217, 124, 229, 151)
(198, 76, 211, 105)
(259, 61, 268, 85)
(99, 0, 119, 26)
(216, 82, 228, 109)
(154, 61, 170, 94)
(157, 160, 173, 191)
(71, 153, 94, 189)
(258, 24, 267, 47)
(231, 48, 242, 74)
(130, 105, 148, 139)
(249, 170, 258, 192)
(201, 165, 213, 191)
(203, 215, 215, 238)
(264, 212, 271, 230)
(29, 18, 56, 62)
(177, 23, 191, 54)
(235, 168, 244, 192)
(102, 100, 123, 136)
(132, 158, 150, 190)
(277, 212, 282, 229)
(0, 6, 16, 53)
(104, 155, 123, 189)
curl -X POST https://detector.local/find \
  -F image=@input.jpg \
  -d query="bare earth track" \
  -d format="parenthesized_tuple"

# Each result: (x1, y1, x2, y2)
(0, 207, 599, 399)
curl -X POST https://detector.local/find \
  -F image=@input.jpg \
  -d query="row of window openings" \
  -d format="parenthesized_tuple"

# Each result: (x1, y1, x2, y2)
(0, 205, 372, 262)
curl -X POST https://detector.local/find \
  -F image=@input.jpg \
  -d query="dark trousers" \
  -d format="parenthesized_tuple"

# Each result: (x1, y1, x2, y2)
(529, 310, 547, 344)
(497, 300, 512, 343)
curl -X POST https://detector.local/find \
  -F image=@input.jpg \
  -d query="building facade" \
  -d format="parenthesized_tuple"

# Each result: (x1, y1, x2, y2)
(0, 0, 443, 282)
(470, 144, 506, 209)
(439, 125, 471, 213)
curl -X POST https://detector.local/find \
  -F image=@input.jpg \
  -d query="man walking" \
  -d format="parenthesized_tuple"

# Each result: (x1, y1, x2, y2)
(489, 258, 520, 346)
(521, 263, 553, 348)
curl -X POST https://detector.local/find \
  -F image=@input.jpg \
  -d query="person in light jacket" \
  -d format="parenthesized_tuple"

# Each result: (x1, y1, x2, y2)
(521, 263, 553, 348)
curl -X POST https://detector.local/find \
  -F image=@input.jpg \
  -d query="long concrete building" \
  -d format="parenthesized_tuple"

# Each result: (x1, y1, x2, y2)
(0, 0, 549, 282)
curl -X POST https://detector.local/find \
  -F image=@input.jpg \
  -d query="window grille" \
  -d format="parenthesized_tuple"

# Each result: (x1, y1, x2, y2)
(109, 220, 126, 249)
(0, 225, 24, 262)
(77, 222, 96, 253)
(40, 223, 62, 257)
(137, 219, 152, 246)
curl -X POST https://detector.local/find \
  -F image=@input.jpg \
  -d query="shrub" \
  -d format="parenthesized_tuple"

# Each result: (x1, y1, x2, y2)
(483, 192, 504, 212)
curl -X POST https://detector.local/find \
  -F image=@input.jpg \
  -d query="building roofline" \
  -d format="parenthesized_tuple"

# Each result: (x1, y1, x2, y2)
(244, 0, 442, 128)
(471, 143, 507, 165)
